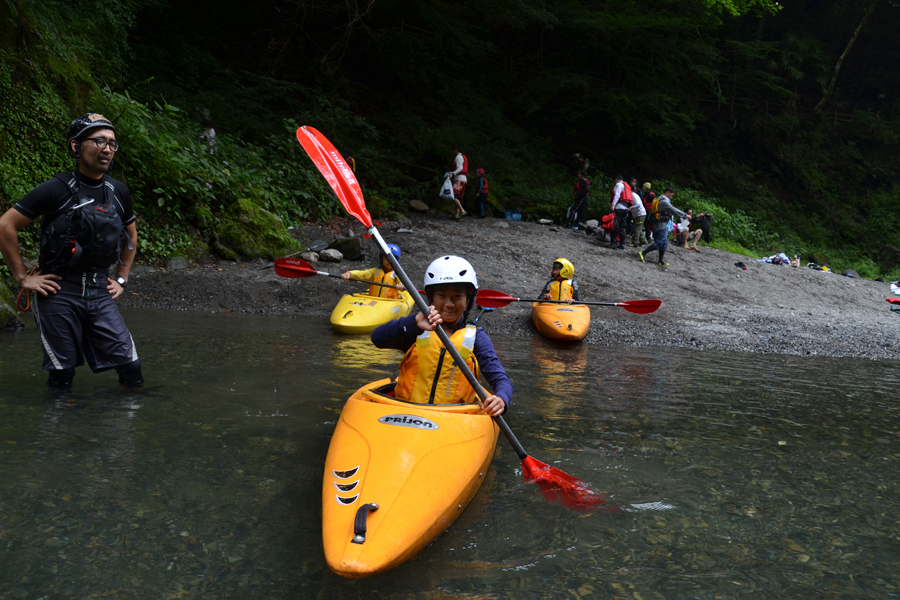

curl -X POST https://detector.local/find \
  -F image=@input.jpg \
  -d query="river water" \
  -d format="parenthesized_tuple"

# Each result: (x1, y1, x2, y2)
(1, 310, 899, 599)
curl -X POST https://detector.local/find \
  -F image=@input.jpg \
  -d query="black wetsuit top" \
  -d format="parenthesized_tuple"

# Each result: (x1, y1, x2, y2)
(14, 172, 135, 228)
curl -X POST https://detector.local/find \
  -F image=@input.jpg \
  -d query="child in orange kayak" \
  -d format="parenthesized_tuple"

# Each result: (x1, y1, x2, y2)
(371, 255, 511, 417)
(341, 243, 405, 298)
(539, 258, 580, 304)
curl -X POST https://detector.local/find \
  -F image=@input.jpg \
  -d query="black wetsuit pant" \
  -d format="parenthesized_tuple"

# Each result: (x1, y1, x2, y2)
(33, 270, 142, 387)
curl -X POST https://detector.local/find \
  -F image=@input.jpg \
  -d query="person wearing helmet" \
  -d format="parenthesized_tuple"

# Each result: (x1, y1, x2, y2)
(341, 244, 405, 298)
(371, 255, 511, 417)
(0, 113, 142, 389)
(539, 258, 579, 304)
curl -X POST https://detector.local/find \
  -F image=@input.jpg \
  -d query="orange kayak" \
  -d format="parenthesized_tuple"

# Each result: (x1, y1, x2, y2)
(531, 302, 590, 341)
(322, 379, 499, 578)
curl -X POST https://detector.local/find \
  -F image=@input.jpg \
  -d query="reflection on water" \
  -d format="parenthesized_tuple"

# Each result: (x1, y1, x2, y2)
(1, 310, 899, 598)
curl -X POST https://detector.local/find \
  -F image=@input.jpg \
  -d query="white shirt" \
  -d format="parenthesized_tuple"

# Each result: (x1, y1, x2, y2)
(630, 197, 646, 218)
(450, 153, 467, 182)
(611, 181, 629, 211)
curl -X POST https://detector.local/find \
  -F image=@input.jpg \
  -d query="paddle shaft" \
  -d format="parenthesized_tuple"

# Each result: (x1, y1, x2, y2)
(518, 298, 624, 307)
(371, 228, 529, 461)
(336, 272, 403, 290)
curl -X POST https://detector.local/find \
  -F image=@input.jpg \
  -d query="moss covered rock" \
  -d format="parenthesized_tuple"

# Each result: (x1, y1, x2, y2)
(367, 195, 388, 218)
(212, 199, 301, 260)
(0, 279, 25, 330)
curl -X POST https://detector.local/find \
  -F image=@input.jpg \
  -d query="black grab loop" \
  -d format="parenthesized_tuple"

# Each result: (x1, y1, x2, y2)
(351, 503, 379, 545)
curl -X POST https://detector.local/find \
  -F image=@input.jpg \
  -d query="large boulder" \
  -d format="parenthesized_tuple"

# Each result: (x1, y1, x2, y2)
(409, 200, 429, 212)
(319, 248, 343, 262)
(213, 199, 300, 260)
(328, 236, 362, 260)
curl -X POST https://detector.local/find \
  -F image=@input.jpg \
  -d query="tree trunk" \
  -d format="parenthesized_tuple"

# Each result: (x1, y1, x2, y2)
(815, 0, 883, 112)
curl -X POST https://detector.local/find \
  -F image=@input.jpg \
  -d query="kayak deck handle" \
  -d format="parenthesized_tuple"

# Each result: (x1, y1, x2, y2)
(351, 503, 380, 545)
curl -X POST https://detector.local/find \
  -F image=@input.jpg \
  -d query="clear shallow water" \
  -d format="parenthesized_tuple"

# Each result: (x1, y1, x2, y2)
(1, 310, 899, 599)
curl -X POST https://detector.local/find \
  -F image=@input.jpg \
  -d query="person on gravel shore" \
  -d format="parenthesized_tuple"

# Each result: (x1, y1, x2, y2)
(539, 258, 579, 304)
(630, 179, 648, 247)
(641, 182, 656, 242)
(0, 113, 143, 389)
(676, 208, 711, 252)
(445, 145, 469, 220)
(341, 244, 405, 298)
(639, 187, 686, 266)
(565, 170, 590, 228)
(474, 168, 489, 219)
(609, 174, 632, 249)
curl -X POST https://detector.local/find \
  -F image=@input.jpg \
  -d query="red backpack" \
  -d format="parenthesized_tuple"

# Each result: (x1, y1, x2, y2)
(621, 182, 633, 206)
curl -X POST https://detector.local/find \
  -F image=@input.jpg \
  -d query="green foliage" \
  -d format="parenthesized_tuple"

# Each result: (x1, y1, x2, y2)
(138, 224, 197, 263)
(3, 0, 899, 284)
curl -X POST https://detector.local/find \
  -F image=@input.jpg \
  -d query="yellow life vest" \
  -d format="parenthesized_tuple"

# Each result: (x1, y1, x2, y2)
(365, 268, 399, 298)
(548, 279, 574, 301)
(395, 325, 480, 405)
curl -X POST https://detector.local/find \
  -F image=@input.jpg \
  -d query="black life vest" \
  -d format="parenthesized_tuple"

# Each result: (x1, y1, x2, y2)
(39, 173, 128, 275)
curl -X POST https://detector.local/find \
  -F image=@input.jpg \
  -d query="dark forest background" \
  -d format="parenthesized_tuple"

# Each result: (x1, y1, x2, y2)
(2, 0, 898, 277)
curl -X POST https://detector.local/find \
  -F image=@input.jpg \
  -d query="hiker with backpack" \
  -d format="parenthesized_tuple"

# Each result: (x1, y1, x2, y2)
(444, 145, 469, 220)
(641, 182, 656, 241)
(565, 169, 590, 228)
(638, 187, 687, 266)
(609, 174, 632, 249)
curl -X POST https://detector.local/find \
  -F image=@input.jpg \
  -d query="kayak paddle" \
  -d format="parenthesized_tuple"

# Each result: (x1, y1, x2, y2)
(295, 125, 609, 510)
(273, 257, 404, 289)
(477, 289, 661, 314)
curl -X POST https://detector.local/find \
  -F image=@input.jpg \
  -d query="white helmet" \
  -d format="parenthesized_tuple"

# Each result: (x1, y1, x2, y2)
(423, 255, 478, 290)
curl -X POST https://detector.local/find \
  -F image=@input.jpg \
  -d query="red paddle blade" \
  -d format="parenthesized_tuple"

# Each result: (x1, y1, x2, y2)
(522, 456, 613, 511)
(618, 299, 661, 314)
(295, 126, 372, 228)
(475, 289, 518, 308)
(273, 257, 318, 278)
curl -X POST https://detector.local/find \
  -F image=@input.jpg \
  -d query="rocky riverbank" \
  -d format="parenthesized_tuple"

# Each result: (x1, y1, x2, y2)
(73, 213, 900, 361)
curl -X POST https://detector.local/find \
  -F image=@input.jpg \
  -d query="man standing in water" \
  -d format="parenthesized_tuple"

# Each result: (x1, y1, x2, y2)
(0, 113, 143, 389)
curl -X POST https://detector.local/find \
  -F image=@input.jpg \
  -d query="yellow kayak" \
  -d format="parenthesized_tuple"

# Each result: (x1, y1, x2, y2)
(329, 291, 413, 334)
(322, 379, 499, 578)
(531, 302, 590, 341)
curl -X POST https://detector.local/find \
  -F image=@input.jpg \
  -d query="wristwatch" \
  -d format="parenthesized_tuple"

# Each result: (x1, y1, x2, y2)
(116, 276, 127, 287)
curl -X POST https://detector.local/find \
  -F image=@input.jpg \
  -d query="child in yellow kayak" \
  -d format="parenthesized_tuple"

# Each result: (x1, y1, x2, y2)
(539, 258, 580, 304)
(371, 255, 511, 417)
(341, 244, 405, 298)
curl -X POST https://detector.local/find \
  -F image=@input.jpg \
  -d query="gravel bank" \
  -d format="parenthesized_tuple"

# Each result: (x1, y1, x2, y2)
(119, 213, 900, 361)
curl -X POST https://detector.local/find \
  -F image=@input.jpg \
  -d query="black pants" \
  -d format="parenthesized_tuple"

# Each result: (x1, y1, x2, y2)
(567, 197, 588, 226)
(613, 209, 630, 244)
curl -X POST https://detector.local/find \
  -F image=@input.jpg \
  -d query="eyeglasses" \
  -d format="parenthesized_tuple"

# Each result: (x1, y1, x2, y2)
(83, 137, 120, 152)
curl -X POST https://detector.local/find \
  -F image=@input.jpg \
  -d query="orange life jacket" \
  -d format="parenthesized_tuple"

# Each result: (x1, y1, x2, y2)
(395, 325, 480, 405)
(548, 279, 574, 301)
(369, 269, 399, 299)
